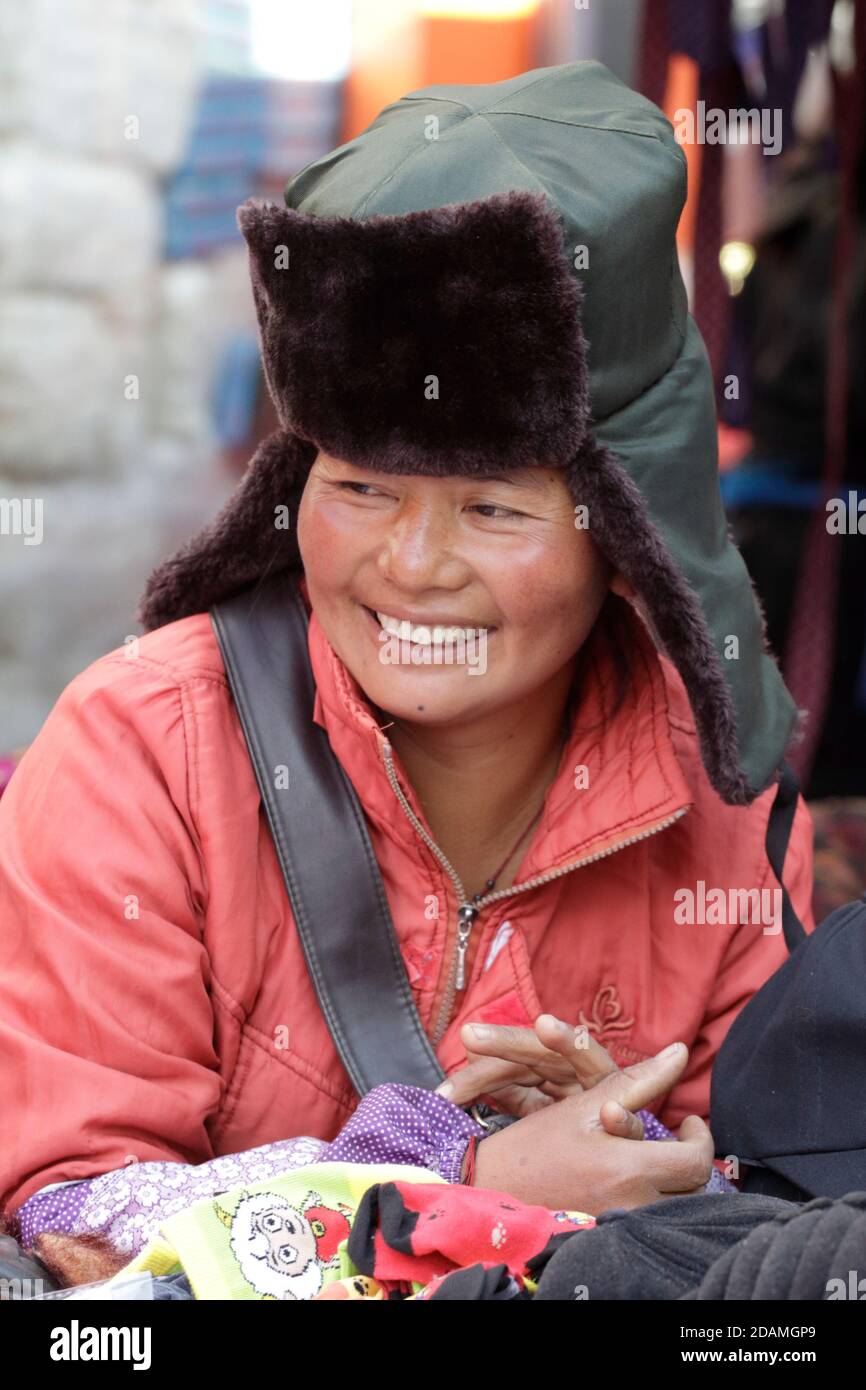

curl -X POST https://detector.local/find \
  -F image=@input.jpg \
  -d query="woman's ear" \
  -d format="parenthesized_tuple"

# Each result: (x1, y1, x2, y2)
(609, 570, 635, 600)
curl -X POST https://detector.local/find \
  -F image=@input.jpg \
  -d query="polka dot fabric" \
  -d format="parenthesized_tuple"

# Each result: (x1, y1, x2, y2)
(324, 1082, 483, 1182)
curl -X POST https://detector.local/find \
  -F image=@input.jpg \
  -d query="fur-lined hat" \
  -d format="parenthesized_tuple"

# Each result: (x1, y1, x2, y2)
(137, 60, 798, 806)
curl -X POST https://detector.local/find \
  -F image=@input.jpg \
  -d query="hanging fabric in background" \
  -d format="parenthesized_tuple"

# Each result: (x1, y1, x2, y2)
(636, 0, 863, 792)
(783, 0, 866, 785)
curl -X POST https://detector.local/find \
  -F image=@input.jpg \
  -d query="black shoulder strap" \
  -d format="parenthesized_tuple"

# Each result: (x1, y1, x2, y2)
(210, 570, 446, 1096)
(765, 760, 808, 953)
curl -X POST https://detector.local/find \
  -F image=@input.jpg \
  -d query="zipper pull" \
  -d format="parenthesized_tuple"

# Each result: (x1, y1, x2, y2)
(455, 903, 478, 991)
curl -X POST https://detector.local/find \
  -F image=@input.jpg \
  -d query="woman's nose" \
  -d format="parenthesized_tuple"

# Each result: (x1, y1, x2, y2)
(376, 503, 462, 589)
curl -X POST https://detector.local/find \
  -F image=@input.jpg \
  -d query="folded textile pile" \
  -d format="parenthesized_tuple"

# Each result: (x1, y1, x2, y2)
(111, 1162, 594, 1301)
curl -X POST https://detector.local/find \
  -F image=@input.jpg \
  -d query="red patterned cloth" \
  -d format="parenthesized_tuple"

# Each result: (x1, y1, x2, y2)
(346, 1179, 594, 1292)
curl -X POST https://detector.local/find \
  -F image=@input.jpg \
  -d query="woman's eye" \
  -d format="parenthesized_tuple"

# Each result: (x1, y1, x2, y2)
(338, 481, 382, 497)
(468, 503, 522, 519)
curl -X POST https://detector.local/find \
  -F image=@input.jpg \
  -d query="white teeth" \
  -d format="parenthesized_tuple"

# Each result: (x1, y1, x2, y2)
(375, 611, 480, 645)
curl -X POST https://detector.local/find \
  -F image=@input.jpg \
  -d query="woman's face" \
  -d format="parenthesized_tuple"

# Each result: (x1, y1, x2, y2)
(297, 450, 616, 728)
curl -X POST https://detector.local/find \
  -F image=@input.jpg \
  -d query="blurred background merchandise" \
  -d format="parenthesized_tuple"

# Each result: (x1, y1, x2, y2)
(0, 1, 864, 840)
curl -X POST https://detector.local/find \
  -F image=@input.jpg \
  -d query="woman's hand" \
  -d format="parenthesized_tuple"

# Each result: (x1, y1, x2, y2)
(439, 1013, 638, 1127)
(467, 1047, 714, 1214)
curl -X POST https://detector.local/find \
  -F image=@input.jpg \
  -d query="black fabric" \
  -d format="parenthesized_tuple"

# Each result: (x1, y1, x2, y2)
(710, 897, 866, 1199)
(711, 762, 866, 1198)
(524, 1231, 582, 1283)
(734, 1166, 812, 1203)
(763, 759, 806, 950)
(682, 1191, 866, 1300)
(345, 1183, 417, 1275)
(427, 1263, 529, 1301)
(210, 571, 445, 1096)
(533, 1194, 798, 1300)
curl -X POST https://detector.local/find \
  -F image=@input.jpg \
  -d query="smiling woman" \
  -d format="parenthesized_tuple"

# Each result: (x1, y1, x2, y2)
(298, 451, 616, 736)
(296, 451, 621, 902)
(0, 61, 816, 1288)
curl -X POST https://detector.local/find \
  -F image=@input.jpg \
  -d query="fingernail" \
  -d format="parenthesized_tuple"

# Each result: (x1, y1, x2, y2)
(469, 1024, 492, 1039)
(435, 1081, 454, 1098)
(658, 1042, 684, 1058)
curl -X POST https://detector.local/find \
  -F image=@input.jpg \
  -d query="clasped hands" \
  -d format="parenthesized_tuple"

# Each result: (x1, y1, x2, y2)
(437, 1014, 717, 1215)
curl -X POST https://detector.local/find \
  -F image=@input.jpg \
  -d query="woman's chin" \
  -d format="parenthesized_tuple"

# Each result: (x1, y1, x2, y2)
(353, 659, 494, 725)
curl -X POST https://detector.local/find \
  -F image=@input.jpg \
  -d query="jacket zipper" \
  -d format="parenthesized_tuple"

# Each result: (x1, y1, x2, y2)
(380, 738, 689, 1048)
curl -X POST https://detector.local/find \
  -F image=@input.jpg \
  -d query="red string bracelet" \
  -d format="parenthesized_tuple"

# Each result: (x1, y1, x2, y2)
(462, 1135, 479, 1186)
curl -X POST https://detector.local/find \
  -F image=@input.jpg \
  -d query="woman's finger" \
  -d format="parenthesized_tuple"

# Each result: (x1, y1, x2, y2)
(458, 1015, 620, 1091)
(532, 1014, 621, 1089)
(459, 1021, 579, 1084)
(646, 1114, 715, 1193)
(489, 1085, 556, 1118)
(457, 1077, 555, 1118)
(446, 1015, 626, 1106)
(463, 1048, 582, 1097)
(436, 1055, 549, 1106)
(675, 1114, 716, 1152)
(462, 1050, 548, 1086)
(598, 1098, 645, 1141)
(537, 1076, 585, 1101)
(596, 1042, 691, 1116)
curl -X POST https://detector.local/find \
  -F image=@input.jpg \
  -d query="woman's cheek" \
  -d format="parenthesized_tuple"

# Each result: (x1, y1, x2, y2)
(503, 563, 606, 662)
(495, 561, 569, 633)
(298, 503, 359, 588)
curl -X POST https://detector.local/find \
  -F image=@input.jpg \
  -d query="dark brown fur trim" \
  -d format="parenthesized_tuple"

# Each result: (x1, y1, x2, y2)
(566, 437, 754, 805)
(237, 190, 590, 474)
(137, 430, 315, 633)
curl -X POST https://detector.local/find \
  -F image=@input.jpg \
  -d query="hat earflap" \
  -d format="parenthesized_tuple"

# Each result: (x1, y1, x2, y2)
(137, 430, 315, 633)
(566, 437, 752, 806)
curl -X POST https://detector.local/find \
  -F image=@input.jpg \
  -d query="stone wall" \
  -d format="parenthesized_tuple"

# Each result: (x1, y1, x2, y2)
(0, 0, 244, 748)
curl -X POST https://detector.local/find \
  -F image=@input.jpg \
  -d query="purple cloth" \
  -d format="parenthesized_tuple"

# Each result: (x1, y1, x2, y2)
(323, 1082, 481, 1182)
(15, 1088, 733, 1258)
(15, 1084, 484, 1258)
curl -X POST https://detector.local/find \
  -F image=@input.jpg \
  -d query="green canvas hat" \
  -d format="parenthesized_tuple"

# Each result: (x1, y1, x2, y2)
(138, 60, 799, 805)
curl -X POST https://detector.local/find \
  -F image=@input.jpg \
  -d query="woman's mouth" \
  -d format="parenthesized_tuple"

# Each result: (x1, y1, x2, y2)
(360, 604, 496, 649)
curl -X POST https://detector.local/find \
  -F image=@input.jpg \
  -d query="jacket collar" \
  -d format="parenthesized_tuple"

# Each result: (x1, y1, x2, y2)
(299, 577, 693, 875)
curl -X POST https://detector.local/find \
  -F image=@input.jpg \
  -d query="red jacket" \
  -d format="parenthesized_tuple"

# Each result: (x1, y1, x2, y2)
(0, 578, 814, 1217)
